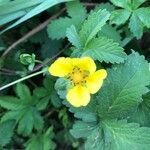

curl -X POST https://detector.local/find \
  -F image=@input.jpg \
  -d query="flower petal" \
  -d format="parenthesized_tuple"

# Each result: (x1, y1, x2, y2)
(48, 57, 72, 77)
(72, 57, 96, 74)
(86, 69, 107, 94)
(66, 86, 90, 107)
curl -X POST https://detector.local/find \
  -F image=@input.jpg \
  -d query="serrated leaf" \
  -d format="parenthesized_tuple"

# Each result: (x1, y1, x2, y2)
(0, 120, 15, 146)
(0, 96, 23, 110)
(47, 17, 73, 39)
(43, 77, 55, 91)
(70, 121, 97, 139)
(55, 78, 70, 99)
(66, 25, 81, 49)
(110, 9, 131, 25)
(50, 91, 62, 108)
(36, 96, 50, 110)
(1, 111, 20, 123)
(63, 98, 98, 122)
(79, 9, 110, 46)
(95, 2, 115, 12)
(101, 120, 150, 150)
(136, 7, 150, 28)
(129, 12, 144, 39)
(128, 91, 150, 127)
(47, 1, 86, 40)
(96, 52, 150, 119)
(25, 127, 56, 150)
(99, 24, 122, 45)
(16, 83, 32, 101)
(17, 107, 43, 136)
(32, 108, 44, 131)
(82, 37, 126, 63)
(66, 0, 86, 23)
(132, 0, 146, 9)
(110, 0, 131, 9)
(33, 87, 48, 99)
(71, 120, 150, 150)
(17, 108, 34, 136)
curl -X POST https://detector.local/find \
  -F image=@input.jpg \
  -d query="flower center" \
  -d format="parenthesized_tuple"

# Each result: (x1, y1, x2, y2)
(72, 72, 83, 83)
(69, 67, 89, 85)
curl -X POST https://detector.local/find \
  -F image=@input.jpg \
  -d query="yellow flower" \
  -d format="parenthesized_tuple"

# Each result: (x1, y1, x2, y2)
(49, 57, 107, 107)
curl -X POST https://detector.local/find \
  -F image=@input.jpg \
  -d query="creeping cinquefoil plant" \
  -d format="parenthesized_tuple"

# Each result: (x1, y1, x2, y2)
(0, 0, 150, 150)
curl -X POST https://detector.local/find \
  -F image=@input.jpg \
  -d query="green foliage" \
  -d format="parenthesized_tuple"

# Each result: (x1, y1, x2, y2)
(71, 120, 150, 150)
(0, 120, 15, 146)
(79, 9, 110, 47)
(25, 127, 56, 150)
(128, 91, 150, 127)
(0, 83, 45, 136)
(95, 52, 150, 119)
(47, 1, 86, 39)
(66, 9, 126, 64)
(0, 0, 150, 149)
(82, 37, 126, 63)
(110, 0, 150, 38)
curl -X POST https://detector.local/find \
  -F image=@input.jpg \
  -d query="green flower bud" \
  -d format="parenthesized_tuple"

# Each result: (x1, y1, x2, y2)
(20, 53, 35, 65)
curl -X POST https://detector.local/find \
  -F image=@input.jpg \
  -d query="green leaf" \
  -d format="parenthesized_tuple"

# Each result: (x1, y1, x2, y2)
(132, 0, 146, 9)
(110, 9, 131, 25)
(36, 96, 50, 111)
(33, 87, 48, 99)
(43, 77, 55, 91)
(0, 120, 15, 146)
(128, 91, 150, 127)
(110, 0, 131, 10)
(66, 0, 86, 23)
(95, 2, 115, 12)
(1, 111, 20, 123)
(66, 25, 81, 49)
(0, 96, 22, 110)
(17, 108, 34, 136)
(55, 78, 70, 99)
(99, 24, 122, 45)
(47, 1, 86, 40)
(70, 121, 98, 139)
(64, 98, 98, 122)
(17, 107, 43, 136)
(101, 120, 150, 150)
(50, 90, 62, 108)
(129, 12, 144, 39)
(79, 9, 110, 46)
(96, 52, 150, 119)
(16, 83, 32, 101)
(32, 108, 44, 131)
(47, 17, 73, 40)
(82, 37, 126, 63)
(25, 127, 56, 150)
(71, 120, 150, 150)
(136, 7, 150, 28)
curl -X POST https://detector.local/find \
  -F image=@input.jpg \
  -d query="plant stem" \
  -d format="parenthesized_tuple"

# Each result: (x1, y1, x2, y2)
(0, 69, 47, 91)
